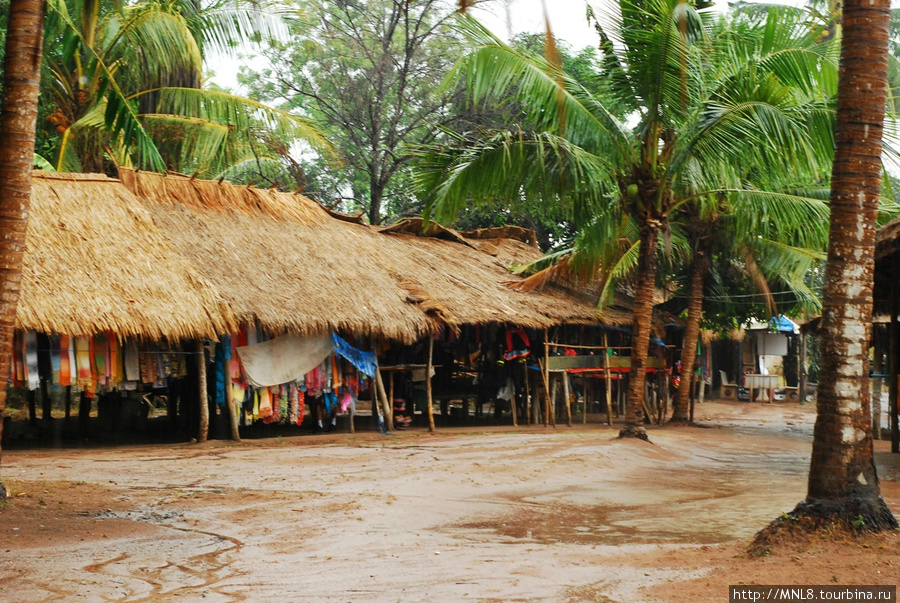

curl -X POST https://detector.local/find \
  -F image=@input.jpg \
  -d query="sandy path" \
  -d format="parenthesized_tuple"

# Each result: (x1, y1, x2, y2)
(0, 400, 897, 602)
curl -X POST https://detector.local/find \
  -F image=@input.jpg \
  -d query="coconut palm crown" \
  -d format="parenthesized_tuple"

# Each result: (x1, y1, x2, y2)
(416, 2, 839, 439)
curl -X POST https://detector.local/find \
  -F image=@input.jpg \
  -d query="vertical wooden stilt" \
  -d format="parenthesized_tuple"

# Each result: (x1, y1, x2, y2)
(523, 362, 531, 425)
(563, 371, 572, 426)
(196, 340, 209, 443)
(507, 376, 518, 426)
(426, 336, 435, 432)
(78, 391, 91, 439)
(40, 378, 51, 436)
(27, 388, 36, 426)
(375, 366, 393, 432)
(543, 329, 551, 427)
(891, 267, 899, 453)
(583, 378, 589, 425)
(603, 332, 613, 427)
(64, 385, 72, 422)
(799, 332, 808, 405)
(225, 366, 240, 442)
(388, 371, 395, 420)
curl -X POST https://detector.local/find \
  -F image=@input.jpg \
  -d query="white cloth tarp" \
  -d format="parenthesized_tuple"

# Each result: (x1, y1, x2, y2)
(755, 332, 788, 356)
(236, 334, 335, 388)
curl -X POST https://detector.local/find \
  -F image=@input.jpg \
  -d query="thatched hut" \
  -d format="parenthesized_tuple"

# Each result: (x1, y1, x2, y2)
(8, 169, 672, 443)
(871, 217, 900, 451)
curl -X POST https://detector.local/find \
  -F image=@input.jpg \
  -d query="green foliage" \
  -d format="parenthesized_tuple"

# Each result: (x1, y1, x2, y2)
(34, 0, 320, 180)
(239, 0, 467, 223)
(415, 3, 839, 325)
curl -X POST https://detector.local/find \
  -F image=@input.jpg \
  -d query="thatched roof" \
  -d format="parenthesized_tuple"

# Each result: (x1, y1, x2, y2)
(120, 170, 435, 343)
(20, 172, 232, 339)
(22, 170, 635, 343)
(119, 171, 610, 341)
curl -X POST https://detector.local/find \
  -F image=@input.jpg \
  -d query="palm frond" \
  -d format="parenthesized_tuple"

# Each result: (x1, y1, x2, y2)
(152, 87, 334, 157)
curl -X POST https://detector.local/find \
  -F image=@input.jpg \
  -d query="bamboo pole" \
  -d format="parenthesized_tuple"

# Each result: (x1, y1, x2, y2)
(583, 377, 589, 425)
(543, 329, 551, 428)
(426, 336, 435, 432)
(563, 371, 572, 426)
(892, 266, 899, 453)
(375, 365, 393, 432)
(196, 340, 209, 443)
(523, 361, 531, 425)
(225, 367, 240, 442)
(508, 375, 518, 426)
(64, 385, 72, 422)
(799, 332, 808, 405)
(603, 332, 613, 427)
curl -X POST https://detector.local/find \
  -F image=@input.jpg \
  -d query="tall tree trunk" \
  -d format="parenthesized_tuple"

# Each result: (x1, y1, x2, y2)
(791, 0, 896, 529)
(0, 0, 46, 499)
(672, 251, 706, 424)
(368, 178, 385, 226)
(620, 222, 659, 440)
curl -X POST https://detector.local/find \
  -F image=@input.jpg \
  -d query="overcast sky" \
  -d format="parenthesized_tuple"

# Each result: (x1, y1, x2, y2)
(205, 0, 603, 92)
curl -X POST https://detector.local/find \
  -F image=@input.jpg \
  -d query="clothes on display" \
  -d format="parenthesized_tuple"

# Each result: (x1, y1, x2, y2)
(8, 329, 188, 395)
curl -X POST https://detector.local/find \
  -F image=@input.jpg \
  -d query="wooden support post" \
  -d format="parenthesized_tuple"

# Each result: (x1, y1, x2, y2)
(549, 376, 558, 427)
(375, 366, 393, 432)
(563, 371, 572, 427)
(603, 333, 613, 427)
(27, 388, 36, 427)
(78, 391, 91, 439)
(388, 371, 395, 420)
(583, 377, 589, 425)
(508, 375, 518, 426)
(524, 362, 531, 426)
(225, 370, 240, 442)
(799, 332, 808, 405)
(64, 385, 72, 422)
(41, 379, 53, 429)
(426, 336, 435, 432)
(196, 340, 209, 443)
(892, 268, 900, 453)
(543, 329, 551, 427)
(349, 396, 355, 434)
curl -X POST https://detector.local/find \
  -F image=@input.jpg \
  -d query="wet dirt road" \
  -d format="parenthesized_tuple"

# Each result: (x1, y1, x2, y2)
(1, 400, 898, 602)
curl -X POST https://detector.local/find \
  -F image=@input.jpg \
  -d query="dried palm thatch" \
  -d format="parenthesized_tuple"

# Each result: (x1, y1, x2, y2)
(121, 172, 610, 340)
(379, 219, 604, 330)
(123, 170, 436, 342)
(20, 172, 232, 339)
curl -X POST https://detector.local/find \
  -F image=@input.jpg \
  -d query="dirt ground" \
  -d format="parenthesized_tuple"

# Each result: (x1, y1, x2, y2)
(0, 399, 898, 603)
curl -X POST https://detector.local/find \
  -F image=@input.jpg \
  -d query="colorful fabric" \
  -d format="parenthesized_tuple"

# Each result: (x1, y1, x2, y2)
(25, 330, 39, 390)
(59, 334, 72, 387)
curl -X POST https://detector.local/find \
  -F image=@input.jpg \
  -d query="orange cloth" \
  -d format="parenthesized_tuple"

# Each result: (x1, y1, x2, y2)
(59, 334, 71, 386)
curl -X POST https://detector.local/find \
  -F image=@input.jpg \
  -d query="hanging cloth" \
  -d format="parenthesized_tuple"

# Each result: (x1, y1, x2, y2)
(11, 330, 24, 387)
(331, 334, 377, 378)
(92, 334, 107, 386)
(24, 331, 40, 390)
(59, 334, 71, 387)
(235, 334, 335, 388)
(123, 339, 140, 382)
(50, 334, 61, 385)
(258, 387, 273, 419)
(75, 336, 92, 389)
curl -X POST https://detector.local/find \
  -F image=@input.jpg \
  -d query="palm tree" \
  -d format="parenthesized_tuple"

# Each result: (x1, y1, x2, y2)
(0, 0, 45, 499)
(417, 5, 835, 438)
(40, 0, 329, 179)
(781, 0, 898, 531)
(669, 178, 832, 422)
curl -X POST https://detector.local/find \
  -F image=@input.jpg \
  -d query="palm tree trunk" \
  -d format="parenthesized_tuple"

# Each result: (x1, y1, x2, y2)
(620, 222, 659, 440)
(672, 251, 706, 424)
(0, 0, 46, 499)
(791, 0, 896, 529)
